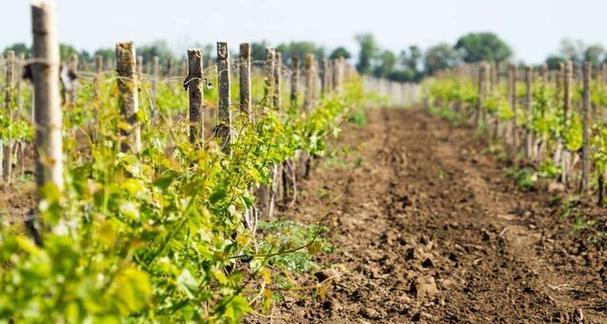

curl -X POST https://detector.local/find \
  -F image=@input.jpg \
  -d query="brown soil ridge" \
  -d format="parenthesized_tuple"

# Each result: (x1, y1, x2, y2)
(256, 108, 607, 323)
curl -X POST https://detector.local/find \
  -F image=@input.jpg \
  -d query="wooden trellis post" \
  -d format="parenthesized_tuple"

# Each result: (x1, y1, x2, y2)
(137, 55, 143, 77)
(263, 48, 275, 107)
(524, 66, 533, 159)
(16, 52, 26, 179)
(115, 42, 141, 154)
(31, 1, 63, 193)
(216, 42, 232, 155)
(508, 64, 517, 145)
(273, 52, 282, 110)
(67, 53, 79, 103)
(476, 63, 486, 128)
(3, 50, 15, 183)
(290, 56, 300, 105)
(239, 43, 252, 118)
(185, 49, 204, 146)
(151, 55, 160, 120)
(580, 62, 591, 193)
(319, 59, 326, 96)
(561, 61, 573, 186)
(167, 58, 173, 78)
(304, 54, 315, 111)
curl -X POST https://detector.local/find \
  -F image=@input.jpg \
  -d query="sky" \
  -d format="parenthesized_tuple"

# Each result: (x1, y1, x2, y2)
(2, 0, 607, 64)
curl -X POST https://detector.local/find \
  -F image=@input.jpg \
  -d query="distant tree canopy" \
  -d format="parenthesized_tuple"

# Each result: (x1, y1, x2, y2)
(455, 32, 512, 63)
(330, 47, 351, 59)
(12, 32, 607, 83)
(424, 43, 459, 75)
(355, 33, 379, 75)
(3, 43, 30, 57)
(545, 55, 566, 70)
(276, 41, 325, 63)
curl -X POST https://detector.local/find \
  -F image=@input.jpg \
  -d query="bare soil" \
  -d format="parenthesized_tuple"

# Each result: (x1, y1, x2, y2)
(255, 108, 607, 323)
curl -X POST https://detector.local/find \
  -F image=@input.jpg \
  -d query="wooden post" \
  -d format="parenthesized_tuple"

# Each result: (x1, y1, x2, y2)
(524, 66, 533, 159)
(290, 56, 300, 105)
(476, 63, 486, 128)
(216, 42, 232, 154)
(16, 53, 25, 179)
(66, 53, 79, 104)
(508, 64, 517, 145)
(3, 51, 15, 183)
(166, 58, 173, 78)
(185, 49, 203, 146)
(556, 62, 564, 101)
(115, 42, 141, 154)
(263, 48, 275, 107)
(332, 59, 339, 93)
(151, 55, 160, 120)
(95, 55, 103, 74)
(304, 54, 315, 111)
(564, 61, 573, 127)
(319, 59, 326, 96)
(137, 55, 143, 76)
(273, 52, 282, 110)
(560, 61, 573, 186)
(239, 43, 252, 118)
(581, 62, 591, 193)
(31, 1, 63, 193)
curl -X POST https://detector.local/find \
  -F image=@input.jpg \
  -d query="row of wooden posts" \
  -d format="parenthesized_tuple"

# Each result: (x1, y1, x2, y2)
(362, 75, 420, 108)
(19, 2, 367, 222)
(449, 60, 606, 204)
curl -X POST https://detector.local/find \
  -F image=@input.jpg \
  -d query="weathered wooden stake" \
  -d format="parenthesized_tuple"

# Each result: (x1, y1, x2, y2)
(31, 1, 63, 193)
(561, 61, 573, 186)
(476, 63, 487, 128)
(185, 49, 203, 146)
(151, 55, 160, 120)
(273, 52, 282, 110)
(2, 51, 15, 184)
(508, 64, 517, 145)
(304, 54, 315, 111)
(239, 43, 252, 118)
(524, 66, 533, 159)
(115, 42, 141, 154)
(216, 42, 232, 154)
(290, 56, 300, 105)
(67, 53, 79, 103)
(137, 55, 143, 76)
(263, 48, 275, 107)
(580, 62, 591, 193)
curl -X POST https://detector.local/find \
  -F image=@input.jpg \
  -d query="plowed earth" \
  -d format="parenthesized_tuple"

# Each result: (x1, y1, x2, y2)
(253, 108, 607, 323)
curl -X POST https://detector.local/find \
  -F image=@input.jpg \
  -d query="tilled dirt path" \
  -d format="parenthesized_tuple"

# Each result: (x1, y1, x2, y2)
(261, 108, 607, 323)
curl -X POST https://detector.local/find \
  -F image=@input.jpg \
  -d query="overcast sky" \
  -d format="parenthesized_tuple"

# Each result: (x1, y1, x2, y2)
(2, 0, 607, 63)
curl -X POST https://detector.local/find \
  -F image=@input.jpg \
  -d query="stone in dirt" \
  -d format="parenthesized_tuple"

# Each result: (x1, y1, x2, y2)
(412, 275, 439, 301)
(360, 306, 381, 320)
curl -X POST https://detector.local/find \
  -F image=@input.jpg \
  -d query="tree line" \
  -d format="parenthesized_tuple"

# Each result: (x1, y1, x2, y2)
(4, 33, 606, 82)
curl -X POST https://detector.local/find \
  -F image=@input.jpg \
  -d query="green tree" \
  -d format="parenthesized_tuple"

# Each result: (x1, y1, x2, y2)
(585, 44, 604, 67)
(545, 55, 566, 70)
(251, 41, 270, 62)
(559, 38, 585, 64)
(329, 47, 351, 60)
(138, 40, 175, 65)
(355, 33, 379, 74)
(401, 45, 422, 71)
(373, 50, 397, 78)
(60, 43, 79, 61)
(3, 43, 30, 56)
(454, 32, 512, 63)
(276, 41, 325, 63)
(424, 43, 459, 75)
(94, 48, 114, 62)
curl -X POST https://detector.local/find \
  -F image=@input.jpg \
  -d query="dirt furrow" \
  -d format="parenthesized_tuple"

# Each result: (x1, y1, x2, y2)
(262, 108, 607, 323)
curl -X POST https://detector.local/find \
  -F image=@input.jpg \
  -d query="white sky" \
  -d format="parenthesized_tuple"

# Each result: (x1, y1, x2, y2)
(2, 0, 607, 64)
